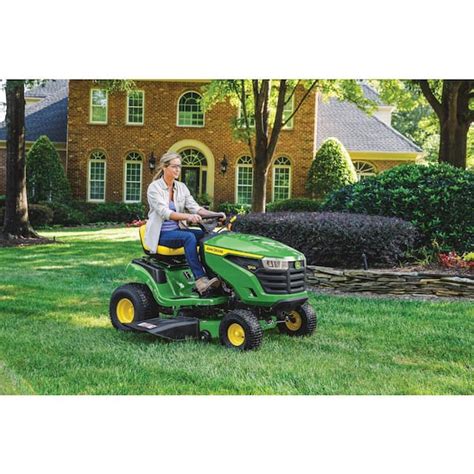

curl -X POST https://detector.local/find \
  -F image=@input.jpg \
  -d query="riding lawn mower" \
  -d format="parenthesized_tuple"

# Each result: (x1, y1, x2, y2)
(109, 216, 317, 350)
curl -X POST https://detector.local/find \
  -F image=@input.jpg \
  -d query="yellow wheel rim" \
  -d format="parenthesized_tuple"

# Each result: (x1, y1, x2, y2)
(286, 311, 302, 331)
(116, 298, 135, 324)
(227, 323, 246, 347)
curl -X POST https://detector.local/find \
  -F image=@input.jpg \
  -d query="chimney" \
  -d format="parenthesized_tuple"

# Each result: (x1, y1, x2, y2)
(373, 105, 395, 126)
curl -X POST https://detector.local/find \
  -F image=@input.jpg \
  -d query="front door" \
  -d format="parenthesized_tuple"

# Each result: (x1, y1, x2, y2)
(181, 167, 200, 197)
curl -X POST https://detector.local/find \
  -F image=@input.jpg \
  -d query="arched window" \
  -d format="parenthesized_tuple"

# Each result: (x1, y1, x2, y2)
(177, 91, 204, 127)
(180, 148, 207, 196)
(124, 152, 143, 203)
(353, 161, 377, 181)
(272, 156, 291, 202)
(88, 150, 106, 202)
(235, 156, 253, 205)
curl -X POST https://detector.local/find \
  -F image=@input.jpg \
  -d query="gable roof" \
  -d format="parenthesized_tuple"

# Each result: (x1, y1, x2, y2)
(24, 80, 68, 98)
(0, 81, 68, 143)
(316, 94, 422, 154)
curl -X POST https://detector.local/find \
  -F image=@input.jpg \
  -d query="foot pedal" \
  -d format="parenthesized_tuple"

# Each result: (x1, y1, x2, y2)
(126, 317, 200, 341)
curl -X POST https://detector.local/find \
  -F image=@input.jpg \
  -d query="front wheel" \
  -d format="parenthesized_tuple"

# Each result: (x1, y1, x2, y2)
(278, 302, 317, 337)
(219, 310, 263, 351)
(109, 283, 158, 331)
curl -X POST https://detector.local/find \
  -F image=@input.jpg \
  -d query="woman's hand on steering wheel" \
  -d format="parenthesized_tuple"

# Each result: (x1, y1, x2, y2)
(186, 213, 203, 224)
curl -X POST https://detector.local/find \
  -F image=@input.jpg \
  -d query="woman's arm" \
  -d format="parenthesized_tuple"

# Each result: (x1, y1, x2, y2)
(198, 208, 226, 219)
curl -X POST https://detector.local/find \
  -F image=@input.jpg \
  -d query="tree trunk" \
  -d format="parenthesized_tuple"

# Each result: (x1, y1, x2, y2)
(2, 80, 38, 239)
(252, 156, 269, 213)
(439, 118, 469, 168)
(417, 80, 472, 169)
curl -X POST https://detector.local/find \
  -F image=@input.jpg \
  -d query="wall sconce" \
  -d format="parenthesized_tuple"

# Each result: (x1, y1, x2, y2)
(220, 155, 228, 174)
(148, 151, 156, 173)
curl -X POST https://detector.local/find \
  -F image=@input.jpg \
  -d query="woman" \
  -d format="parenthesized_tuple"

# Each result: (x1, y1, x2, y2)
(144, 152, 225, 295)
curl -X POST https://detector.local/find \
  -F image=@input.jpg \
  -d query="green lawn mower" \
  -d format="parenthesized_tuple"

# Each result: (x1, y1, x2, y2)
(109, 217, 317, 350)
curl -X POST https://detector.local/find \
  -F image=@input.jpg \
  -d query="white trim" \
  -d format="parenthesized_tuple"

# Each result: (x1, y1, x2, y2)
(234, 155, 253, 205)
(126, 90, 145, 126)
(89, 89, 108, 125)
(87, 151, 107, 202)
(176, 90, 205, 128)
(272, 156, 292, 202)
(168, 139, 215, 198)
(123, 154, 143, 203)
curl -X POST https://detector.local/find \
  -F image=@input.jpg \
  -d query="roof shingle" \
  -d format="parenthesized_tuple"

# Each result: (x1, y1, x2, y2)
(316, 94, 422, 153)
(0, 81, 68, 143)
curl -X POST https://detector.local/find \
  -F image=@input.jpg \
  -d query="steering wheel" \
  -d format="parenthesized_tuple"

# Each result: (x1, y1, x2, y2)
(197, 215, 227, 233)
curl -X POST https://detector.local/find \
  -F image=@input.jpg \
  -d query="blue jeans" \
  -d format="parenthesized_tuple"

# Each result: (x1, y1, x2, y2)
(159, 228, 206, 279)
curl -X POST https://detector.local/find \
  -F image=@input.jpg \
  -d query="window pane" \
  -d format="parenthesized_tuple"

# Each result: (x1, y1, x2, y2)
(274, 167, 290, 201)
(125, 162, 142, 201)
(178, 92, 204, 126)
(91, 90, 107, 123)
(237, 166, 253, 205)
(90, 162, 105, 200)
(128, 91, 144, 124)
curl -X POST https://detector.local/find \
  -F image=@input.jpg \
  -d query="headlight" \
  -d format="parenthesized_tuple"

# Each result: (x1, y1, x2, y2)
(262, 258, 289, 270)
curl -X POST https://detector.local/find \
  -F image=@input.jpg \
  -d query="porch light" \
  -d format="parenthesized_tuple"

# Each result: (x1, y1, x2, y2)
(148, 151, 156, 173)
(220, 155, 228, 174)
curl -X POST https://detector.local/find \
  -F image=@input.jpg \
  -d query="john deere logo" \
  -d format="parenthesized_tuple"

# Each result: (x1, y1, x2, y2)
(295, 261, 302, 270)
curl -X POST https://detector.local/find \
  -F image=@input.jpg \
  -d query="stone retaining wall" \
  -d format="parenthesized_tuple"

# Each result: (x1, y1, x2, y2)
(306, 266, 474, 298)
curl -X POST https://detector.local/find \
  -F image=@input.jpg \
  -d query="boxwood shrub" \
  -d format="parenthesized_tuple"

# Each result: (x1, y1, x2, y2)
(216, 202, 251, 215)
(28, 204, 54, 228)
(266, 198, 321, 212)
(322, 163, 474, 252)
(233, 212, 419, 268)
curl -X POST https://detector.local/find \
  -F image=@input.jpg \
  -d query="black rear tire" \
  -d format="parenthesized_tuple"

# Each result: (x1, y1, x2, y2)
(278, 302, 317, 337)
(109, 283, 159, 331)
(219, 310, 263, 351)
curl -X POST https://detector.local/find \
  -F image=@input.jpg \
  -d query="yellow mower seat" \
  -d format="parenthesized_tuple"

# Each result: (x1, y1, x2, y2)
(139, 224, 186, 256)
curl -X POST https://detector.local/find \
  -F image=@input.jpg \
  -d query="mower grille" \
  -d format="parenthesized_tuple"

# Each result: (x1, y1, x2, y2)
(255, 265, 306, 294)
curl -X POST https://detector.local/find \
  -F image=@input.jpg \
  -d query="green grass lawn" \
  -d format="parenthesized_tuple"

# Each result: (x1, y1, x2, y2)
(0, 227, 472, 395)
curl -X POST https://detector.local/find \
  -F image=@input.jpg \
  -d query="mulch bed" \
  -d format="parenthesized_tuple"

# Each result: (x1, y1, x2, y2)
(0, 236, 57, 248)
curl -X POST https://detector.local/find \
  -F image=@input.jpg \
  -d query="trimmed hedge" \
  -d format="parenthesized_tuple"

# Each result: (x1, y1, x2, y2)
(266, 198, 321, 212)
(233, 212, 419, 268)
(322, 163, 474, 252)
(28, 204, 54, 228)
(36, 201, 147, 226)
(306, 137, 357, 199)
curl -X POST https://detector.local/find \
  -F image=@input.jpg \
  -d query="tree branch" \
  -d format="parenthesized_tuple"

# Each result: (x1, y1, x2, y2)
(267, 80, 287, 160)
(232, 80, 254, 157)
(416, 80, 443, 119)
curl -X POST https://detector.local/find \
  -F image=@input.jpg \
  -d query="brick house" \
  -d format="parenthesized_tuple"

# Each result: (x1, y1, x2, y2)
(0, 80, 422, 206)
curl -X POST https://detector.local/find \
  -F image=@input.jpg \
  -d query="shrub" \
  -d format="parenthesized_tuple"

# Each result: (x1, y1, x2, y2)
(306, 137, 357, 199)
(28, 204, 54, 228)
(267, 198, 321, 212)
(26, 135, 72, 204)
(216, 202, 251, 215)
(233, 212, 419, 268)
(197, 193, 212, 208)
(87, 202, 147, 223)
(322, 163, 474, 252)
(40, 201, 87, 226)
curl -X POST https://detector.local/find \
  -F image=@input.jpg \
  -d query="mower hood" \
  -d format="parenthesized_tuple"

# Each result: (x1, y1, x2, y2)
(203, 231, 305, 261)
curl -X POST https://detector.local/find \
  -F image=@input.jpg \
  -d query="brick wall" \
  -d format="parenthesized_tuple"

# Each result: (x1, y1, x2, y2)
(67, 80, 317, 206)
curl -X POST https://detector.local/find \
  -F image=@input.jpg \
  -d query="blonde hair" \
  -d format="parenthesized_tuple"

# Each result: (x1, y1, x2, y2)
(153, 151, 182, 180)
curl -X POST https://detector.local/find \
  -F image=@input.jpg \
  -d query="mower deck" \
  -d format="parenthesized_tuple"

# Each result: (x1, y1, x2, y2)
(126, 316, 200, 341)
